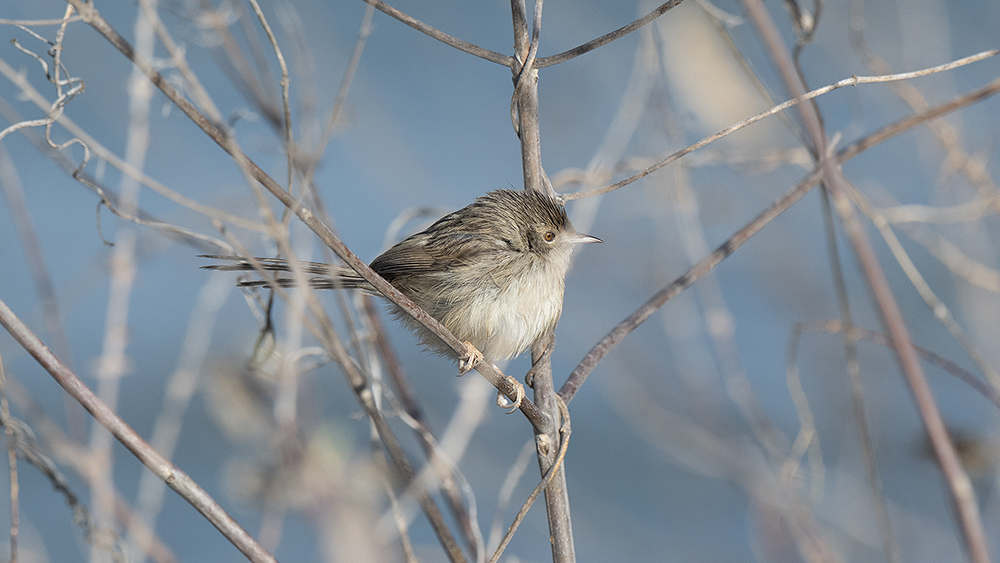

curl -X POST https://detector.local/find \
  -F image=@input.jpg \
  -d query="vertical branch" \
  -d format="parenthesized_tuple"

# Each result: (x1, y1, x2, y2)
(510, 0, 544, 195)
(740, 1, 990, 561)
(819, 187, 899, 561)
(510, 2, 574, 559)
(0, 357, 19, 563)
(510, 0, 528, 61)
(0, 298, 277, 562)
(530, 336, 575, 563)
(515, 69, 543, 195)
(90, 2, 156, 559)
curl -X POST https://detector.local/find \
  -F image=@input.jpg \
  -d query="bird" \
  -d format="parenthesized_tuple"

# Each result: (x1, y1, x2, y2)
(202, 188, 600, 374)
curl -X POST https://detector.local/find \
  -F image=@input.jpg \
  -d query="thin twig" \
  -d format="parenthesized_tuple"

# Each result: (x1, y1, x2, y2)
(0, 357, 19, 563)
(560, 49, 1000, 201)
(362, 0, 684, 72)
(795, 321, 1000, 410)
(560, 74, 1000, 403)
(246, 0, 295, 200)
(750, 1, 990, 558)
(489, 396, 571, 563)
(66, 0, 550, 432)
(364, 0, 512, 66)
(535, 0, 684, 67)
(0, 298, 276, 563)
(312, 3, 375, 169)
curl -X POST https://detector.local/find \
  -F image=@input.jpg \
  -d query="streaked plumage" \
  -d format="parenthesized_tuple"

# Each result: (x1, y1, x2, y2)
(203, 189, 600, 362)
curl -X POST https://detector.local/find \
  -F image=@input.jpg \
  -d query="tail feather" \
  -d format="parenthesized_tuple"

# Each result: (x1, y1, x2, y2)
(199, 255, 367, 289)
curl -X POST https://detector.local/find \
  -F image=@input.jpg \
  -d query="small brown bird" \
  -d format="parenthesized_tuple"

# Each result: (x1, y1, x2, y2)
(203, 189, 600, 366)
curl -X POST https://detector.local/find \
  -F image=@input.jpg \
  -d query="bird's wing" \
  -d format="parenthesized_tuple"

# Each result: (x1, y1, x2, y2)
(371, 231, 506, 280)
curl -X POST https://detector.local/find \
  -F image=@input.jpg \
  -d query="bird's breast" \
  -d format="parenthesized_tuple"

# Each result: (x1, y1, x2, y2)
(441, 256, 566, 362)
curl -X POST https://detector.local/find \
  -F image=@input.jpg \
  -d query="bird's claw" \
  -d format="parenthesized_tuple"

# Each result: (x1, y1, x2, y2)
(497, 375, 525, 414)
(458, 341, 484, 375)
(524, 365, 536, 388)
(456, 342, 522, 412)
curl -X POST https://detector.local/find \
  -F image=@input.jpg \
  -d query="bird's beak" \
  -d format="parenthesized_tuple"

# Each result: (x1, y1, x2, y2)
(568, 232, 602, 244)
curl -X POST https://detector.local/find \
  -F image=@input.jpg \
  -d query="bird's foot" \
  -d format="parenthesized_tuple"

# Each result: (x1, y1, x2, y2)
(497, 375, 525, 414)
(458, 341, 484, 375)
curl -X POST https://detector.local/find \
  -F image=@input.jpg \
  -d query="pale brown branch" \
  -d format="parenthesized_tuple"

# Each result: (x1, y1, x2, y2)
(0, 16, 84, 26)
(0, 359, 19, 563)
(560, 49, 1000, 201)
(65, 0, 549, 432)
(795, 321, 1000, 411)
(748, 1, 988, 558)
(489, 396, 570, 563)
(560, 74, 1000, 403)
(507, 1, 576, 559)
(536, 0, 684, 67)
(0, 298, 276, 563)
(363, 0, 513, 66)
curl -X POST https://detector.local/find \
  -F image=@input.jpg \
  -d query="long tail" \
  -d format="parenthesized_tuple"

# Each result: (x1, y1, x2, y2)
(199, 255, 365, 289)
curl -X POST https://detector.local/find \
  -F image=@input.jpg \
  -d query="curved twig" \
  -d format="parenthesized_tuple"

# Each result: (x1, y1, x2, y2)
(560, 49, 1000, 201)
(0, 299, 276, 563)
(363, 0, 513, 66)
(63, 0, 550, 431)
(362, 0, 685, 72)
(489, 396, 571, 563)
(559, 75, 1000, 403)
(536, 0, 684, 68)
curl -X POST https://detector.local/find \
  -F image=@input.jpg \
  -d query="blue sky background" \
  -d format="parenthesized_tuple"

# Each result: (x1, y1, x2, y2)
(1, 0, 1000, 561)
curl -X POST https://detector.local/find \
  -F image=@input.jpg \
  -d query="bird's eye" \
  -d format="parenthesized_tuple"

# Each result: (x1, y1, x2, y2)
(543, 231, 556, 242)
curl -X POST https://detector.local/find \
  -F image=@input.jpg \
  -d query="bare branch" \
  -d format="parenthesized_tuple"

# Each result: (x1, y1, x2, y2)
(64, 0, 550, 431)
(490, 397, 570, 563)
(795, 321, 1000, 410)
(0, 16, 85, 25)
(364, 0, 513, 66)
(0, 298, 276, 563)
(742, 0, 990, 558)
(559, 74, 1000, 403)
(536, 0, 684, 67)
(560, 49, 1000, 201)
(246, 0, 294, 196)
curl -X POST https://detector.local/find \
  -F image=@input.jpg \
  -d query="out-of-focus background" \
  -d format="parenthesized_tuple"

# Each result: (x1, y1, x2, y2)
(1, 0, 999, 561)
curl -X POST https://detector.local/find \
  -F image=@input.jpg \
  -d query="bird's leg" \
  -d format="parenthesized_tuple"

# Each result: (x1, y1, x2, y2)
(524, 334, 555, 388)
(497, 375, 525, 413)
(457, 342, 523, 412)
(458, 340, 484, 375)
